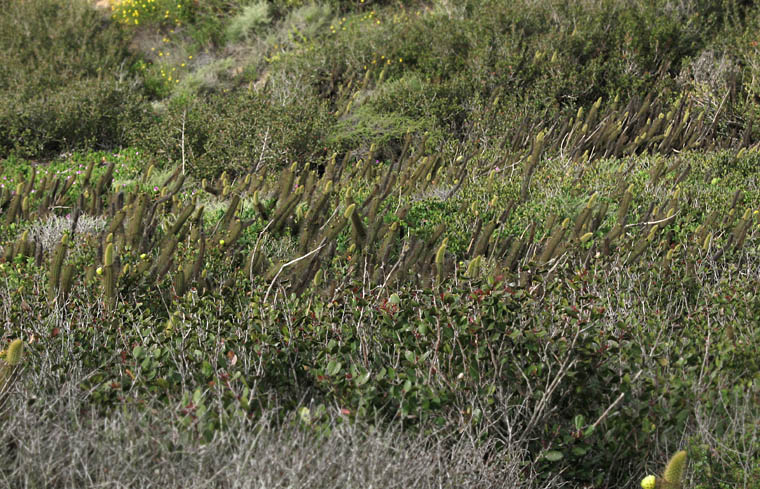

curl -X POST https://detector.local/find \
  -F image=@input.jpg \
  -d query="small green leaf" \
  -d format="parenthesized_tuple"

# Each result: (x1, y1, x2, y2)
(356, 371, 371, 386)
(472, 407, 482, 423)
(201, 360, 213, 378)
(571, 445, 588, 457)
(404, 350, 416, 364)
(544, 450, 564, 462)
(326, 360, 342, 376)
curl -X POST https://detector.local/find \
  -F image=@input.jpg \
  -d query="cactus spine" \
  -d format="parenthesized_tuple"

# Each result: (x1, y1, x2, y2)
(5, 183, 23, 225)
(345, 203, 367, 249)
(538, 219, 567, 265)
(60, 264, 75, 300)
(170, 200, 197, 236)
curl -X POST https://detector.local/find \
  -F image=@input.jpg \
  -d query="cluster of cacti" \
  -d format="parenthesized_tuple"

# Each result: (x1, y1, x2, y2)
(641, 450, 688, 489)
(498, 92, 752, 180)
(48, 235, 74, 302)
(0, 164, 84, 230)
(1, 128, 758, 308)
(1, 230, 42, 265)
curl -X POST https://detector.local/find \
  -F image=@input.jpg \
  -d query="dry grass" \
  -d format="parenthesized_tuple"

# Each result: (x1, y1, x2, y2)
(24, 214, 107, 251)
(0, 371, 554, 489)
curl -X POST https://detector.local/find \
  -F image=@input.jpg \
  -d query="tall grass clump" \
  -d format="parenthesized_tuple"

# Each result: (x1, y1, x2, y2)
(225, 1, 271, 43)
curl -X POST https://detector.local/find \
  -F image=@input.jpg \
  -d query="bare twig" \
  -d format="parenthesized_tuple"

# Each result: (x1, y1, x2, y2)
(589, 369, 643, 433)
(180, 108, 187, 175)
(517, 325, 582, 446)
(263, 241, 326, 303)
(625, 211, 679, 228)
(254, 127, 270, 174)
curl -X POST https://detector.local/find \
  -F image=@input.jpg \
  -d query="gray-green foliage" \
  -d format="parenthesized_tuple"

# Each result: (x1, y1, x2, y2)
(225, 1, 271, 43)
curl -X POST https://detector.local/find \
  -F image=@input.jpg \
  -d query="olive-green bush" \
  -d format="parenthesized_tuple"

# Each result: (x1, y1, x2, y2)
(131, 89, 332, 179)
(0, 0, 144, 159)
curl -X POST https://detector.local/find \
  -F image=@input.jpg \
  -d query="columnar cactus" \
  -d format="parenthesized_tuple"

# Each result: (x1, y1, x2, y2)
(0, 338, 24, 394)
(48, 235, 69, 302)
(641, 450, 687, 489)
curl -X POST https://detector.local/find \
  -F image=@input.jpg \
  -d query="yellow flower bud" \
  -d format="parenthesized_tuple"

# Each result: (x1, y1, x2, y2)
(641, 475, 656, 489)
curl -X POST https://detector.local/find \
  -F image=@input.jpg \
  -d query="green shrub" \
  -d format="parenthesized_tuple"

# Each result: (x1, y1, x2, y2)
(368, 73, 472, 136)
(131, 88, 333, 178)
(327, 105, 430, 158)
(225, 1, 272, 43)
(0, 79, 145, 158)
(0, 0, 144, 159)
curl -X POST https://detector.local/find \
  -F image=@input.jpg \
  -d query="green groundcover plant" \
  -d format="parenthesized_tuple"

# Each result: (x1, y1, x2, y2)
(1, 0, 760, 488)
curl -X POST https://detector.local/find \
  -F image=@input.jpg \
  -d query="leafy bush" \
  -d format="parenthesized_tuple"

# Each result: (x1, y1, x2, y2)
(268, 0, 400, 18)
(225, 1, 271, 43)
(131, 88, 333, 178)
(0, 0, 144, 159)
(368, 72, 473, 137)
(0, 79, 145, 158)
